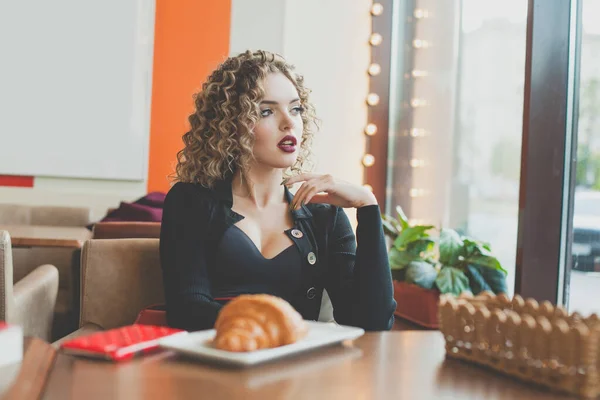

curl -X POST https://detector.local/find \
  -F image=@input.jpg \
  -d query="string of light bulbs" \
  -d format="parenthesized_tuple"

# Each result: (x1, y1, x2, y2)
(406, 5, 431, 221)
(364, 2, 431, 217)
(362, 2, 385, 193)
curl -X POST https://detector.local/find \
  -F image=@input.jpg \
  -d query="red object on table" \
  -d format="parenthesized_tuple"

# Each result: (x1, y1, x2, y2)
(393, 281, 440, 329)
(60, 324, 185, 361)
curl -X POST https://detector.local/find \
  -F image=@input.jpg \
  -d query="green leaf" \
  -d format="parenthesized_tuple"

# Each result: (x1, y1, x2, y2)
(388, 247, 422, 270)
(393, 226, 434, 250)
(395, 205, 409, 229)
(435, 266, 470, 296)
(382, 217, 399, 238)
(406, 238, 435, 256)
(463, 238, 493, 257)
(405, 261, 438, 289)
(439, 229, 464, 266)
(465, 264, 508, 295)
(465, 254, 507, 274)
(464, 264, 491, 294)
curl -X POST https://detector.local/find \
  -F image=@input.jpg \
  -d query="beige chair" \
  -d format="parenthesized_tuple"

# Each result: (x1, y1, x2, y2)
(0, 203, 92, 340)
(55, 238, 164, 345)
(0, 204, 91, 227)
(91, 221, 161, 239)
(1, 231, 59, 341)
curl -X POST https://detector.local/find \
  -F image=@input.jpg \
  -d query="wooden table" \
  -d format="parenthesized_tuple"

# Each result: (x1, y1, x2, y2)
(27, 332, 577, 399)
(0, 224, 91, 248)
(2, 338, 56, 400)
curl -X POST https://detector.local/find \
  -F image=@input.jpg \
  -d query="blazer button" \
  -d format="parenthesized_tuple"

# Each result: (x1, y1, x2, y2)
(306, 287, 316, 299)
(307, 252, 317, 265)
(291, 229, 303, 238)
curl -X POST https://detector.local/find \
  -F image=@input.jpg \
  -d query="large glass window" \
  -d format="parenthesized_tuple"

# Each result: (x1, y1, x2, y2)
(387, 0, 528, 294)
(567, 0, 600, 315)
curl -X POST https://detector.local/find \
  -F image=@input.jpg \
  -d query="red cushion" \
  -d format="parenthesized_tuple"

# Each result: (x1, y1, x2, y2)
(103, 202, 163, 223)
(135, 305, 168, 327)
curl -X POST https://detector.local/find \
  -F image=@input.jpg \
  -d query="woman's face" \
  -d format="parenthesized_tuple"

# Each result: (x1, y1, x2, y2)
(251, 72, 304, 169)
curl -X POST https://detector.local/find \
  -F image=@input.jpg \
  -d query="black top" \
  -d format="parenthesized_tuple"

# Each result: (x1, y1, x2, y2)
(159, 178, 397, 332)
(210, 224, 303, 304)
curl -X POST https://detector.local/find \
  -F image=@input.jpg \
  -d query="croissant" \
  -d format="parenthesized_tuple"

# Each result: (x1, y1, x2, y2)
(213, 294, 308, 352)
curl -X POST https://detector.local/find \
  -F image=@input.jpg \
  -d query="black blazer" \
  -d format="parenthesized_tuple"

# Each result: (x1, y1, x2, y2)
(159, 177, 396, 331)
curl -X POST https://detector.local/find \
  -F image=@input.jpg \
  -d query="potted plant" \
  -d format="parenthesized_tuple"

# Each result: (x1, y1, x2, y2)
(382, 206, 508, 328)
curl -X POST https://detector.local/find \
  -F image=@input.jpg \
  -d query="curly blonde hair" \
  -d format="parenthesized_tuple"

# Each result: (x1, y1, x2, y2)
(173, 50, 318, 188)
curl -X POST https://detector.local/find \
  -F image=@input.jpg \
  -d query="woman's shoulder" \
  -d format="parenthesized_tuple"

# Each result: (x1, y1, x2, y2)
(165, 181, 216, 205)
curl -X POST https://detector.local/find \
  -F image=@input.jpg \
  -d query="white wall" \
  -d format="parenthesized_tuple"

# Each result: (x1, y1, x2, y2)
(229, 0, 286, 55)
(230, 0, 372, 222)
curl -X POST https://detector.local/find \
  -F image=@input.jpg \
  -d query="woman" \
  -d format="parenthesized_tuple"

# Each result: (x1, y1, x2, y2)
(160, 50, 396, 332)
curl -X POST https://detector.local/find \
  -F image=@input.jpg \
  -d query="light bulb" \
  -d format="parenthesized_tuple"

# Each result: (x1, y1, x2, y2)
(408, 128, 428, 137)
(410, 98, 428, 108)
(366, 93, 380, 106)
(365, 123, 378, 136)
(410, 159, 426, 167)
(371, 3, 384, 16)
(368, 63, 381, 76)
(414, 9, 430, 19)
(413, 39, 431, 49)
(411, 69, 428, 78)
(369, 33, 383, 46)
(409, 188, 427, 197)
(362, 154, 376, 167)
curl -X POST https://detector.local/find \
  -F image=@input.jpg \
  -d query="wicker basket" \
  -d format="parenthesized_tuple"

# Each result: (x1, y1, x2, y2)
(439, 291, 600, 398)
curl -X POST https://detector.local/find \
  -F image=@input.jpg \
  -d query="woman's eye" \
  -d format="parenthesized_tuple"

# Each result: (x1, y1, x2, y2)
(260, 109, 273, 117)
(291, 106, 305, 115)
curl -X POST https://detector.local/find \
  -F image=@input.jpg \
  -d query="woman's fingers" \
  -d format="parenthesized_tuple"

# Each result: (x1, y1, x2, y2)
(288, 174, 335, 210)
(308, 193, 332, 204)
(290, 183, 305, 210)
(303, 187, 322, 206)
(287, 173, 376, 209)
(283, 173, 319, 186)
(291, 181, 314, 210)
(291, 179, 324, 210)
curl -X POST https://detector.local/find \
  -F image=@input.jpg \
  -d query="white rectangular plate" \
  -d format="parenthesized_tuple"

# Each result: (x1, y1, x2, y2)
(158, 321, 365, 367)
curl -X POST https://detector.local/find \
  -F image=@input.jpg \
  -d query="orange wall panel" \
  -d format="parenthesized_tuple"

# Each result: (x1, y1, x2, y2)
(147, 0, 231, 193)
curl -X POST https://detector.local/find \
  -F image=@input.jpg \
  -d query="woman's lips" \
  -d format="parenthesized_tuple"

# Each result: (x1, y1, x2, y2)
(277, 135, 297, 153)
(277, 144, 296, 153)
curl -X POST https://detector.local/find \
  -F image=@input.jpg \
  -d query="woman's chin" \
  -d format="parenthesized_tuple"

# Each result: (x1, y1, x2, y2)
(271, 156, 298, 169)
(254, 152, 298, 170)
(276, 162, 297, 170)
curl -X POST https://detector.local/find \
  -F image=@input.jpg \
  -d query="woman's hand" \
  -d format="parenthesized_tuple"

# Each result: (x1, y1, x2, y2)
(284, 173, 378, 210)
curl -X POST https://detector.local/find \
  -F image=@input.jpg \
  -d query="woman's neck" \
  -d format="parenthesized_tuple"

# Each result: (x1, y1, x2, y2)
(231, 167, 285, 208)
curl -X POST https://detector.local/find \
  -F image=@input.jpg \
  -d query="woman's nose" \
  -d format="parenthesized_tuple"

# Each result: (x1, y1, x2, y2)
(280, 112, 295, 131)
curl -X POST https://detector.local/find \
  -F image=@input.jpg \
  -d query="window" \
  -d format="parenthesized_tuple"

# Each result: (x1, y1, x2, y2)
(566, 0, 600, 314)
(386, 0, 528, 294)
